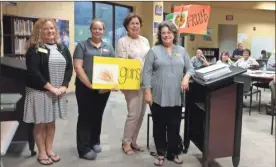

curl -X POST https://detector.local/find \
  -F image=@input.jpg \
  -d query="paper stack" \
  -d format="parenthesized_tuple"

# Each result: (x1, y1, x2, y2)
(194, 63, 232, 81)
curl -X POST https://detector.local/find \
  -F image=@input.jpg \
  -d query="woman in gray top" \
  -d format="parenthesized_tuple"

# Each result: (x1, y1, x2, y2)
(142, 21, 194, 166)
(73, 19, 115, 160)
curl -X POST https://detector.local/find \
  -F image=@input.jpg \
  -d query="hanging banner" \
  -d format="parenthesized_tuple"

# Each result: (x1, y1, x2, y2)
(92, 56, 141, 90)
(166, 4, 211, 35)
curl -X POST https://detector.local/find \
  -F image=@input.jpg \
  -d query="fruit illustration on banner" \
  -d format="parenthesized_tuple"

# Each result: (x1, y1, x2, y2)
(173, 11, 188, 28)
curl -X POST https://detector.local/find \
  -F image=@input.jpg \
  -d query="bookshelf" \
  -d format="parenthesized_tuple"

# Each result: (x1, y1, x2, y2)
(198, 47, 219, 64)
(3, 15, 70, 59)
(3, 15, 37, 59)
(0, 3, 2, 57)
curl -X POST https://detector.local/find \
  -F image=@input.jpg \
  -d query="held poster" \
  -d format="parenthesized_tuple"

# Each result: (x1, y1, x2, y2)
(92, 56, 141, 90)
(166, 4, 210, 35)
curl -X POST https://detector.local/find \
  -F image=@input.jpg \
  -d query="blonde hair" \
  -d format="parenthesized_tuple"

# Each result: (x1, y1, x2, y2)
(28, 18, 60, 48)
(89, 19, 105, 31)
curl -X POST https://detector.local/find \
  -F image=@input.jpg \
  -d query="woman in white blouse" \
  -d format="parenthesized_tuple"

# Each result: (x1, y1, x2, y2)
(234, 48, 259, 69)
(116, 13, 150, 155)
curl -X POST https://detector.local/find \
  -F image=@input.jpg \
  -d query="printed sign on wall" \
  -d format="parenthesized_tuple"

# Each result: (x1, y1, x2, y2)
(153, 22, 159, 35)
(92, 56, 141, 90)
(155, 5, 163, 16)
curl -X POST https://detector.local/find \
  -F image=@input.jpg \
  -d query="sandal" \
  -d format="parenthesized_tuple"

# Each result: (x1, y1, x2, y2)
(172, 155, 183, 164)
(48, 154, 60, 162)
(121, 144, 134, 155)
(130, 144, 144, 152)
(37, 157, 53, 165)
(154, 156, 165, 166)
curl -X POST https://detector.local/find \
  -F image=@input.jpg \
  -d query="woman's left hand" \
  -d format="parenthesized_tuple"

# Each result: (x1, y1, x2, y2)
(58, 86, 67, 95)
(99, 89, 110, 94)
(111, 85, 119, 92)
(181, 77, 189, 92)
(99, 86, 119, 94)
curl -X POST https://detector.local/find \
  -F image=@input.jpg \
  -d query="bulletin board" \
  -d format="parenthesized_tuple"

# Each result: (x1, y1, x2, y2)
(251, 37, 275, 59)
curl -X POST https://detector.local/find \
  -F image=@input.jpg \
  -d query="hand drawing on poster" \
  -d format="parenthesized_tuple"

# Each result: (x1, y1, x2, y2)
(153, 22, 159, 35)
(203, 28, 212, 41)
(56, 19, 69, 48)
(93, 64, 119, 84)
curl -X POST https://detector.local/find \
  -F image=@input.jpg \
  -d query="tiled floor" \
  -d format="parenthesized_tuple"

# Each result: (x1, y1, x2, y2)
(2, 89, 275, 167)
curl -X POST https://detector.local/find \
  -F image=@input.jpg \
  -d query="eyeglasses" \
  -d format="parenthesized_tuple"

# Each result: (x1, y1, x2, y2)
(161, 31, 173, 36)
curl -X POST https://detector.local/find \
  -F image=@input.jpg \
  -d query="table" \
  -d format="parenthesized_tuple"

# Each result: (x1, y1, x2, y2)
(243, 70, 274, 82)
(0, 93, 22, 167)
(244, 70, 274, 78)
(1, 57, 37, 156)
(0, 94, 22, 112)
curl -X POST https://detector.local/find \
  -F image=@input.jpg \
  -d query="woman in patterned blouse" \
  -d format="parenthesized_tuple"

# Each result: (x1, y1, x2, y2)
(116, 13, 150, 155)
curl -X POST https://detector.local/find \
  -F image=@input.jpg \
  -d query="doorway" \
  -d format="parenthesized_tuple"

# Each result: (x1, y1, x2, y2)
(218, 24, 238, 58)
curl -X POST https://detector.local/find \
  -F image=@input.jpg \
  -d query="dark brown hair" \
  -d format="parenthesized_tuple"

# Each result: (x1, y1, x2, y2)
(243, 48, 251, 56)
(220, 51, 230, 60)
(155, 21, 179, 45)
(123, 13, 142, 31)
(89, 19, 105, 31)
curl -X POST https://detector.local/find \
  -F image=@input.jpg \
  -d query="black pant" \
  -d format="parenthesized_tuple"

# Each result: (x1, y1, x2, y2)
(150, 102, 182, 160)
(75, 79, 110, 156)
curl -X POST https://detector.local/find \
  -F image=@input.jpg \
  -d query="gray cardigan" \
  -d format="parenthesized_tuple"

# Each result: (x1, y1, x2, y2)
(142, 44, 195, 107)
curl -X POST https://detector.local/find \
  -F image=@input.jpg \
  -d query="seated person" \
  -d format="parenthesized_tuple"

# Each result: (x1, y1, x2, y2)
(267, 49, 275, 71)
(190, 49, 209, 69)
(268, 75, 276, 104)
(216, 51, 234, 65)
(232, 43, 244, 60)
(234, 48, 259, 69)
(251, 50, 274, 89)
(260, 50, 267, 59)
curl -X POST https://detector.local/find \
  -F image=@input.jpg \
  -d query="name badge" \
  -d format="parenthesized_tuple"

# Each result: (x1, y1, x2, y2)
(102, 49, 110, 53)
(38, 48, 48, 54)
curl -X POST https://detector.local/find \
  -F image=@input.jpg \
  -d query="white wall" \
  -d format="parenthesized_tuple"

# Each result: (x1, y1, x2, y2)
(218, 24, 238, 58)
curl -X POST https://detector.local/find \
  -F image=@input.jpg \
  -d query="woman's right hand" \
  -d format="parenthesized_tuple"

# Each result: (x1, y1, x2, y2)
(86, 83, 93, 89)
(99, 89, 110, 94)
(144, 90, 153, 106)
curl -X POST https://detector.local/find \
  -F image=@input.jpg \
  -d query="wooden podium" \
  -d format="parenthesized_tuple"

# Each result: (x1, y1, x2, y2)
(0, 57, 36, 156)
(184, 66, 246, 167)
